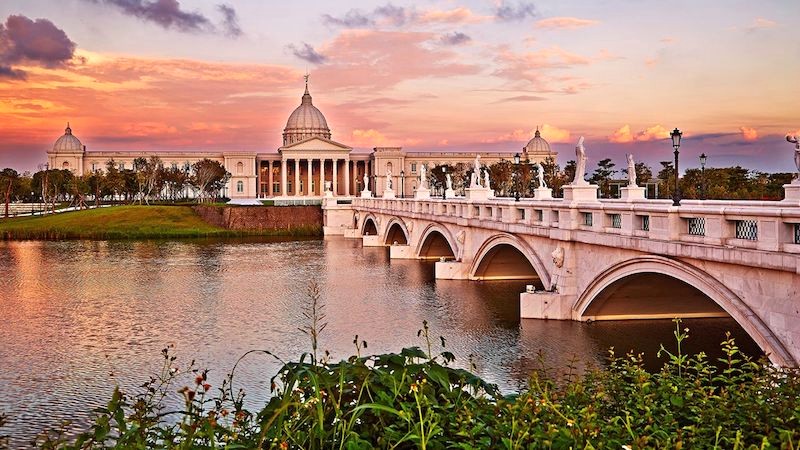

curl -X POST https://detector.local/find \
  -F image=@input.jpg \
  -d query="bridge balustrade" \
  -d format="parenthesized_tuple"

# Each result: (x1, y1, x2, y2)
(351, 196, 800, 255)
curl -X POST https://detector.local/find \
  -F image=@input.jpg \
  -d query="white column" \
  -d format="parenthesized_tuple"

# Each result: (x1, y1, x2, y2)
(344, 159, 350, 196)
(281, 159, 287, 197)
(294, 159, 300, 196)
(267, 161, 273, 198)
(307, 159, 313, 196)
(332, 158, 338, 196)
(319, 159, 325, 194)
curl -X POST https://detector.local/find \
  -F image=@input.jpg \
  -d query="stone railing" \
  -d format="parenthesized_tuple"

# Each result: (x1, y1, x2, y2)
(351, 196, 800, 256)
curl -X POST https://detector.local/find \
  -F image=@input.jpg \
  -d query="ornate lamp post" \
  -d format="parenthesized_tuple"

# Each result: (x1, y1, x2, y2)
(513, 152, 521, 201)
(670, 128, 682, 206)
(699, 153, 707, 200)
(400, 170, 405, 198)
(441, 166, 446, 200)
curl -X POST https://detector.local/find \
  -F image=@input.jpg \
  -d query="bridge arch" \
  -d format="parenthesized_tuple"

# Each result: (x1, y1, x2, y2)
(416, 223, 458, 260)
(575, 256, 796, 366)
(361, 214, 379, 236)
(384, 217, 409, 245)
(469, 234, 550, 287)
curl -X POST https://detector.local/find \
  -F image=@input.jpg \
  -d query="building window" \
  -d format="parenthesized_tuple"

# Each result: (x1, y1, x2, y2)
(91, 163, 97, 172)
(582, 212, 593, 227)
(639, 215, 650, 231)
(184, 162, 191, 173)
(610, 214, 622, 229)
(411, 163, 417, 173)
(272, 182, 280, 194)
(119, 162, 125, 170)
(795, 224, 800, 244)
(236, 181, 244, 193)
(735, 220, 758, 240)
(687, 217, 705, 236)
(236, 162, 244, 174)
(171, 163, 178, 170)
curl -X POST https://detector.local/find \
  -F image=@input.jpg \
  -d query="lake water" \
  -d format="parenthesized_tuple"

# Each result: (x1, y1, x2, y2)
(0, 238, 761, 445)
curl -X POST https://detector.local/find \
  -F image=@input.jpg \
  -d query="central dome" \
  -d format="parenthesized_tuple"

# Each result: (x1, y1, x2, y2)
(51, 123, 84, 153)
(523, 128, 551, 155)
(282, 81, 331, 146)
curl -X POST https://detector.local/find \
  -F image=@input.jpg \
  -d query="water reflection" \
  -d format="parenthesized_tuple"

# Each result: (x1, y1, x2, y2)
(0, 237, 761, 445)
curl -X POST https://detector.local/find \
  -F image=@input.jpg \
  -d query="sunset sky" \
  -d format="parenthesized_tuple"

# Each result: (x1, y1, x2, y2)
(1, 0, 798, 173)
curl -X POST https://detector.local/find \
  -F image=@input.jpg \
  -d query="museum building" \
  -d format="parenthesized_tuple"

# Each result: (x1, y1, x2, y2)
(47, 80, 557, 199)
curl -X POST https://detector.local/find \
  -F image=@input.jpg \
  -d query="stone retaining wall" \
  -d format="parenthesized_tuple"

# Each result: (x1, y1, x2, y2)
(193, 205, 322, 232)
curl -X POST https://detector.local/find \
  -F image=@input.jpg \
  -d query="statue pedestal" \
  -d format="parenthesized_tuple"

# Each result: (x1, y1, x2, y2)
(782, 183, 800, 204)
(562, 184, 599, 202)
(465, 187, 491, 202)
(620, 186, 646, 201)
(444, 188, 456, 199)
(533, 187, 553, 200)
(382, 189, 396, 199)
(360, 190, 372, 198)
(415, 188, 431, 199)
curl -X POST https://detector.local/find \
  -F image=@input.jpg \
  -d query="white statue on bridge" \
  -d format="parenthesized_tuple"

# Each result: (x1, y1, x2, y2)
(573, 136, 588, 186)
(536, 162, 546, 188)
(470, 155, 481, 188)
(788, 134, 800, 182)
(363, 174, 369, 192)
(626, 153, 637, 187)
(385, 169, 393, 190)
(446, 173, 453, 190)
(419, 164, 428, 190)
(483, 168, 492, 191)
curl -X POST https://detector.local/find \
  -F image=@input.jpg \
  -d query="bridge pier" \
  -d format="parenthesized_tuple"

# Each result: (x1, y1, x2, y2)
(389, 245, 416, 259)
(362, 235, 385, 247)
(520, 291, 574, 320)
(435, 260, 469, 279)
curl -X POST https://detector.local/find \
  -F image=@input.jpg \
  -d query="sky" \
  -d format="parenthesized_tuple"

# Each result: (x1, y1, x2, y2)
(0, 0, 798, 173)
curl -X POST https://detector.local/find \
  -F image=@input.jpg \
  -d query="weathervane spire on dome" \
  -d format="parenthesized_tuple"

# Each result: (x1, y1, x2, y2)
(304, 71, 310, 95)
(65, 122, 72, 135)
(535, 125, 541, 137)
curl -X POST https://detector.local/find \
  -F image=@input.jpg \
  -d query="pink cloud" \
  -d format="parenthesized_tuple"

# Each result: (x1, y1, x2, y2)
(534, 17, 599, 30)
(418, 7, 489, 24)
(745, 18, 778, 31)
(739, 126, 759, 141)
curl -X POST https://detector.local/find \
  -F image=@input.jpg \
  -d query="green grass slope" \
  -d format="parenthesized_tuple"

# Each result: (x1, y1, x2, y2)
(0, 205, 245, 239)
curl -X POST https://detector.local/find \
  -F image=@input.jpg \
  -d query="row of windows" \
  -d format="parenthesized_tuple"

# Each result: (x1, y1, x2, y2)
(84, 161, 247, 173)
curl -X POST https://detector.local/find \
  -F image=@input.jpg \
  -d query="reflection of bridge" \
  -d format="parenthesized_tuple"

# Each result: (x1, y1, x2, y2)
(323, 193, 800, 366)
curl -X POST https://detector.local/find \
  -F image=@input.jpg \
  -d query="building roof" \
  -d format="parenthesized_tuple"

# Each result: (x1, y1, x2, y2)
(51, 123, 83, 153)
(282, 77, 331, 145)
(523, 128, 551, 154)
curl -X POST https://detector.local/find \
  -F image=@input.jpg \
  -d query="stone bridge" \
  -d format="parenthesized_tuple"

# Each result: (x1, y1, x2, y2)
(322, 192, 800, 367)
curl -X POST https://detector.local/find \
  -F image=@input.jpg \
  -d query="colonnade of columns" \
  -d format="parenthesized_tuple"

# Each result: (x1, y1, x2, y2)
(257, 158, 372, 198)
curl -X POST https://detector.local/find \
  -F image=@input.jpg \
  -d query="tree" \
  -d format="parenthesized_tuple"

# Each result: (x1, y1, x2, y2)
(657, 161, 675, 199)
(104, 160, 125, 201)
(488, 160, 513, 196)
(563, 160, 577, 189)
(591, 158, 616, 198)
(428, 164, 455, 193)
(190, 159, 230, 202)
(0, 168, 19, 217)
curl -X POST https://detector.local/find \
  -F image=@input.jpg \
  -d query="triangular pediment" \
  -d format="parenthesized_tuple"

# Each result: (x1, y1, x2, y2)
(280, 136, 352, 152)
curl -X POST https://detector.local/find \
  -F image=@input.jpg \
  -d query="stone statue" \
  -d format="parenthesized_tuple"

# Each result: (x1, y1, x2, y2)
(788, 135, 800, 179)
(483, 168, 491, 190)
(385, 169, 393, 190)
(536, 162, 546, 188)
(626, 153, 637, 186)
(363, 174, 369, 191)
(419, 164, 427, 189)
(470, 155, 481, 187)
(324, 180, 332, 192)
(446, 173, 453, 190)
(573, 136, 588, 186)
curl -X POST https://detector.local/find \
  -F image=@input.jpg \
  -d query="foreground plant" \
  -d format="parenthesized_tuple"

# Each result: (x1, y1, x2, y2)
(13, 318, 800, 449)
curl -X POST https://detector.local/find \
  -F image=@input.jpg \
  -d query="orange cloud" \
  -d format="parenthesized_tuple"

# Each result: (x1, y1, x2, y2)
(418, 7, 489, 24)
(351, 129, 388, 146)
(609, 124, 669, 143)
(540, 124, 571, 143)
(739, 126, 759, 141)
(535, 17, 599, 30)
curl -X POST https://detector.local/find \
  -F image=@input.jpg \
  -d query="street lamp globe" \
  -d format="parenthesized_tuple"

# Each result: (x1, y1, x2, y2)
(671, 128, 682, 148)
(700, 153, 707, 167)
(514, 153, 521, 165)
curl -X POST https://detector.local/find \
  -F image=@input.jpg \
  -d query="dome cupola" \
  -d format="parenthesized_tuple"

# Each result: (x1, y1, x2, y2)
(523, 127, 551, 155)
(282, 75, 331, 146)
(51, 123, 84, 153)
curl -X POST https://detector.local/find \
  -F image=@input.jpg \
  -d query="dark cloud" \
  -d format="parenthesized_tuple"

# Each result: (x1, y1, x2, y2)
(86, 0, 213, 32)
(495, 1, 537, 21)
(217, 4, 242, 37)
(440, 31, 471, 45)
(0, 15, 76, 80)
(323, 4, 415, 28)
(322, 10, 374, 28)
(287, 42, 327, 64)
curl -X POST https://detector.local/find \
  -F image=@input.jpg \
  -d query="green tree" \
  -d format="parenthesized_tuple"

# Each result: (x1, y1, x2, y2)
(591, 158, 616, 198)
(0, 168, 19, 217)
(190, 159, 230, 202)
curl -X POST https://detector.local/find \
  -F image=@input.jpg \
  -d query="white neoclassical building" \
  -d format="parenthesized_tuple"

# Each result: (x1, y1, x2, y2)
(47, 79, 557, 199)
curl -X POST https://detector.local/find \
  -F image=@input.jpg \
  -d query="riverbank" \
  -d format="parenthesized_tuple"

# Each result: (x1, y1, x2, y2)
(0, 205, 321, 239)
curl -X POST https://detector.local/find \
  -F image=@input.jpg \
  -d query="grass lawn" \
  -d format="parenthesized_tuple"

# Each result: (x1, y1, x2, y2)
(0, 205, 252, 240)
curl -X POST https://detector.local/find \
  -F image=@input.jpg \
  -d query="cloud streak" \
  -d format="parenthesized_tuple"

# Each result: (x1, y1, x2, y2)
(535, 17, 599, 30)
(287, 42, 327, 64)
